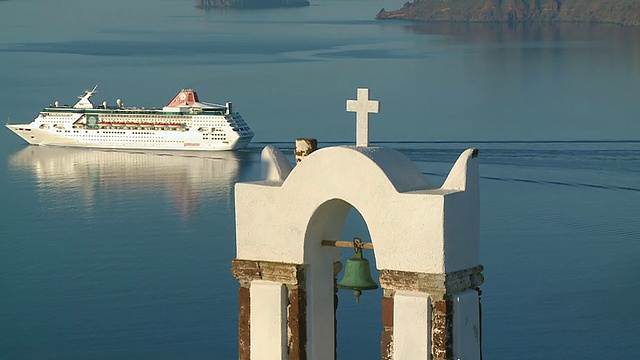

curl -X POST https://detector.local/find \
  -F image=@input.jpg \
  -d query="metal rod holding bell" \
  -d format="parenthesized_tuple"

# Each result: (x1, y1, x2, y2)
(321, 239, 374, 250)
(323, 237, 378, 303)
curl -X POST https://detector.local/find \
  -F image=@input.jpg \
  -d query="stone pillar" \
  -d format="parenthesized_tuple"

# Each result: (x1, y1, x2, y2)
(231, 260, 307, 360)
(250, 281, 287, 358)
(378, 266, 484, 360)
(394, 292, 431, 359)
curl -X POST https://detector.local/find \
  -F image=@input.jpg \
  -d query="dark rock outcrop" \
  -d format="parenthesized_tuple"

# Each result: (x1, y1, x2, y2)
(196, 0, 309, 9)
(376, 0, 640, 26)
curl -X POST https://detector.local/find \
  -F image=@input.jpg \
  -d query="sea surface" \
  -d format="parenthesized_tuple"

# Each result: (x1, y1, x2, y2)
(1, 0, 639, 359)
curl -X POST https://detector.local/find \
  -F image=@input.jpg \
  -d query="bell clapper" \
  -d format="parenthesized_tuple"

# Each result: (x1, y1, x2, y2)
(354, 289, 362, 304)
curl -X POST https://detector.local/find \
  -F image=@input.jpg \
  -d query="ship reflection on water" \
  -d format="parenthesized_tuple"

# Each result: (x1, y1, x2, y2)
(8, 146, 254, 222)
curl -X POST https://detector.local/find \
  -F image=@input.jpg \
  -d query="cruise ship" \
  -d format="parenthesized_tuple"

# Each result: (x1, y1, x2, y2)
(5, 86, 254, 151)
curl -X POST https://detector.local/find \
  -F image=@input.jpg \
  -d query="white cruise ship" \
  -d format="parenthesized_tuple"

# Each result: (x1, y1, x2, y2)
(5, 86, 254, 151)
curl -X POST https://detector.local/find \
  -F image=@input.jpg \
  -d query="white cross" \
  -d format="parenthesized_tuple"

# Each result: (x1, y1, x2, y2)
(346, 88, 379, 147)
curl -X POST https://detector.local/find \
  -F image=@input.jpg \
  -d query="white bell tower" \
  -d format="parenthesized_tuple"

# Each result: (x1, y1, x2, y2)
(232, 88, 483, 360)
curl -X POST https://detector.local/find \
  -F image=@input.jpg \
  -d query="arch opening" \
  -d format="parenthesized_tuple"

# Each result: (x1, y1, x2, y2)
(304, 200, 382, 360)
(336, 207, 382, 360)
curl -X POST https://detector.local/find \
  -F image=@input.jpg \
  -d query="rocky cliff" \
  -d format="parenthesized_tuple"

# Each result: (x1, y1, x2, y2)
(376, 0, 640, 26)
(196, 0, 309, 9)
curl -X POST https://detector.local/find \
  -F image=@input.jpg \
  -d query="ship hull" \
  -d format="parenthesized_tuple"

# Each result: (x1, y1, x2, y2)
(6, 124, 253, 151)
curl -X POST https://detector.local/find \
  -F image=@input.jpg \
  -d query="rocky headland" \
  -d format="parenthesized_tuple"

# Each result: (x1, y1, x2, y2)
(196, 0, 309, 9)
(376, 0, 640, 26)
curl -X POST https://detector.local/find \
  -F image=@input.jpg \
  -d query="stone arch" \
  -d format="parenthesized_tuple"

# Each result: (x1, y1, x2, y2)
(232, 145, 483, 360)
(236, 146, 460, 272)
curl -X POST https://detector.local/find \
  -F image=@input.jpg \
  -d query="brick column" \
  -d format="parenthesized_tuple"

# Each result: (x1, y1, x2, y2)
(287, 283, 307, 360)
(381, 290, 394, 360)
(238, 283, 251, 360)
(378, 265, 484, 360)
(431, 298, 452, 359)
(231, 259, 308, 360)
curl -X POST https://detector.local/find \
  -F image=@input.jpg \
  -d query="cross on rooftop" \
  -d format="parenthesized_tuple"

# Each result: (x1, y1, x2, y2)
(346, 88, 379, 147)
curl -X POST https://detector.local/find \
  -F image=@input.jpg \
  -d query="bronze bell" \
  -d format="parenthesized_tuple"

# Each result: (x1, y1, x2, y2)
(337, 238, 378, 303)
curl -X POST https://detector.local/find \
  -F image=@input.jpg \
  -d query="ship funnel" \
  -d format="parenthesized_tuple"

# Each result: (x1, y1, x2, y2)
(167, 89, 199, 107)
(226, 102, 232, 115)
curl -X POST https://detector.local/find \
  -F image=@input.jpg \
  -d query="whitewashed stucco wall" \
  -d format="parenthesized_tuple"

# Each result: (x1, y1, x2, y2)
(235, 146, 479, 274)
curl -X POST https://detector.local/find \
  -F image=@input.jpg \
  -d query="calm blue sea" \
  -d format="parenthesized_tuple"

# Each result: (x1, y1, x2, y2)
(1, 0, 639, 359)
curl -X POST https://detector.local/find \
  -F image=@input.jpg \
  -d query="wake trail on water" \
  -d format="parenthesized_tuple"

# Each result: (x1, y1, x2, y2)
(422, 172, 640, 193)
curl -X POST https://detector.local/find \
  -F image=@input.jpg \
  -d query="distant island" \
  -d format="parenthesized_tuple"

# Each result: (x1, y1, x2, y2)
(376, 0, 640, 26)
(196, 0, 309, 9)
